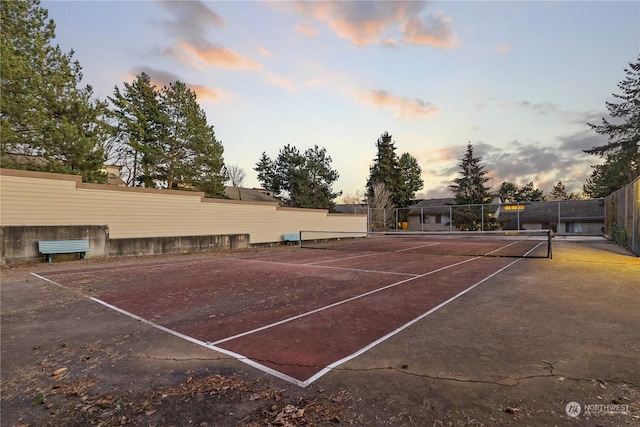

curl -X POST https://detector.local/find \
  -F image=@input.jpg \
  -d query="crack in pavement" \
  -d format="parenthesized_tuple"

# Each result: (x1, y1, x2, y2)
(144, 355, 640, 388)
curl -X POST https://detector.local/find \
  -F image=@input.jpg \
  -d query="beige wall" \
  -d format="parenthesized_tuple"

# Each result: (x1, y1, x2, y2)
(0, 169, 366, 243)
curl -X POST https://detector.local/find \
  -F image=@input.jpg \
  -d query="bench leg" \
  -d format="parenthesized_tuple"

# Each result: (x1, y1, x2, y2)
(45, 254, 52, 263)
(80, 252, 86, 261)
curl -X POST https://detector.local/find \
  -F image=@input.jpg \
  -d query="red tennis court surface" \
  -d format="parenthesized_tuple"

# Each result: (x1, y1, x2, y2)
(32, 242, 546, 387)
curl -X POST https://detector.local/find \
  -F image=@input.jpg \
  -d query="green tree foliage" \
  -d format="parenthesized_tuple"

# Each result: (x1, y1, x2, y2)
(449, 142, 493, 230)
(161, 81, 225, 197)
(1, 0, 108, 182)
(499, 181, 545, 202)
(254, 145, 341, 210)
(549, 180, 580, 201)
(366, 132, 423, 208)
(449, 142, 491, 205)
(397, 152, 424, 207)
(255, 152, 276, 192)
(584, 55, 640, 198)
(109, 73, 164, 187)
(367, 132, 400, 204)
(109, 73, 225, 197)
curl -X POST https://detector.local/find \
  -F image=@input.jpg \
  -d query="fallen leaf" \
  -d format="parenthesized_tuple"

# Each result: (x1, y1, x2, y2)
(52, 368, 67, 376)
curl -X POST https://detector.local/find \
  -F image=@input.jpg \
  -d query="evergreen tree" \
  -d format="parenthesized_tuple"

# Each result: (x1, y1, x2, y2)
(397, 153, 424, 208)
(366, 132, 423, 208)
(109, 74, 225, 196)
(109, 72, 164, 187)
(254, 145, 340, 210)
(498, 182, 518, 202)
(255, 152, 276, 191)
(161, 81, 225, 197)
(301, 145, 341, 210)
(1, 0, 108, 182)
(584, 55, 640, 197)
(449, 142, 491, 205)
(366, 132, 401, 206)
(499, 181, 544, 202)
(449, 143, 493, 230)
(549, 180, 579, 200)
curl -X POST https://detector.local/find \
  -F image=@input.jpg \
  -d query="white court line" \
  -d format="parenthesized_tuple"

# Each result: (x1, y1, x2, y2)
(392, 243, 441, 252)
(30, 240, 540, 388)
(30, 272, 309, 387)
(237, 257, 419, 277)
(302, 253, 532, 386)
(88, 297, 310, 387)
(209, 256, 480, 346)
(305, 242, 440, 264)
(34, 259, 214, 276)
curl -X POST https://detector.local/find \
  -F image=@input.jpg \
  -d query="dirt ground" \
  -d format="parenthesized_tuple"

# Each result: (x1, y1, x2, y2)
(1, 239, 639, 427)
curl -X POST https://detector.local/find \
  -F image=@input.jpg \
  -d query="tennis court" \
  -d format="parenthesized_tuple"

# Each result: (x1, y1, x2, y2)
(31, 231, 553, 387)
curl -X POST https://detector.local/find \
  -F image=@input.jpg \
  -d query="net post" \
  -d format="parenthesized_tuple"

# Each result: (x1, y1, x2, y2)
(547, 229, 553, 259)
(298, 230, 302, 248)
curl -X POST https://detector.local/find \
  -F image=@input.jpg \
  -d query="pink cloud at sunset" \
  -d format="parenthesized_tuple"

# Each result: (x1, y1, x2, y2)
(292, 1, 456, 48)
(179, 41, 262, 70)
(361, 89, 439, 120)
(402, 13, 458, 49)
(295, 21, 319, 37)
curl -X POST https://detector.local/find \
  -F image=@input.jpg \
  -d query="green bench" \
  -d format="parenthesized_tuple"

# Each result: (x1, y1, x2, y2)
(38, 239, 91, 263)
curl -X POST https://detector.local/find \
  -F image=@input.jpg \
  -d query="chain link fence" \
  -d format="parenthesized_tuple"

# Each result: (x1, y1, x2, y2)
(339, 199, 607, 236)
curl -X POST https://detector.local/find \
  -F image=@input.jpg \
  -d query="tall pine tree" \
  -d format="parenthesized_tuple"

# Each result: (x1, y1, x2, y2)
(397, 152, 424, 207)
(366, 132, 423, 208)
(367, 132, 401, 206)
(1, 0, 108, 182)
(109, 74, 225, 196)
(584, 55, 640, 197)
(449, 142, 493, 230)
(109, 72, 164, 187)
(449, 142, 491, 205)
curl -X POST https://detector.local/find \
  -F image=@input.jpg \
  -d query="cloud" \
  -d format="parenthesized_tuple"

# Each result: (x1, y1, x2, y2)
(498, 44, 513, 53)
(295, 21, 319, 37)
(156, 0, 224, 44)
(361, 89, 439, 120)
(474, 138, 598, 194)
(402, 12, 458, 48)
(291, 1, 456, 48)
(179, 41, 262, 70)
(265, 73, 296, 91)
(416, 132, 603, 199)
(129, 66, 224, 101)
(155, 1, 260, 71)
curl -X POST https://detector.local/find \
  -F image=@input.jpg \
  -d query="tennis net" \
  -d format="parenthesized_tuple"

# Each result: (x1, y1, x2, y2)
(298, 229, 554, 259)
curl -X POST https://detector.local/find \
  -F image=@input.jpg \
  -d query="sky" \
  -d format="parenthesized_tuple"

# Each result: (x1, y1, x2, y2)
(42, 0, 639, 201)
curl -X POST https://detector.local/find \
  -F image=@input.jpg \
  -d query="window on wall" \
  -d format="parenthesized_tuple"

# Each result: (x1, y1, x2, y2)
(504, 205, 525, 211)
(566, 223, 583, 233)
